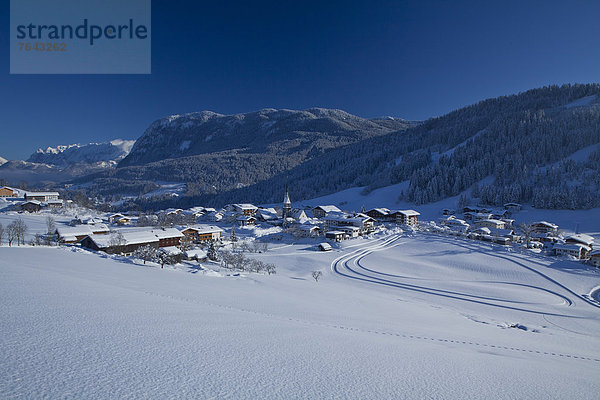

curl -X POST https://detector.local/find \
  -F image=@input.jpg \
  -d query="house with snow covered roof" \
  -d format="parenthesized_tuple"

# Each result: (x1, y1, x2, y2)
(565, 234, 594, 248)
(553, 243, 591, 260)
(530, 221, 559, 234)
(255, 208, 279, 222)
(324, 212, 375, 234)
(229, 204, 258, 216)
(588, 250, 600, 267)
(55, 224, 110, 243)
(20, 200, 42, 213)
(180, 225, 224, 242)
(366, 208, 394, 222)
(237, 215, 256, 226)
(475, 219, 506, 230)
(25, 191, 59, 202)
(394, 210, 420, 226)
(0, 186, 18, 197)
(312, 205, 342, 218)
(81, 231, 159, 255)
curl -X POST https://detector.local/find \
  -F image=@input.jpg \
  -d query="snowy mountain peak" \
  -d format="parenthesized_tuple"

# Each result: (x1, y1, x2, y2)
(27, 139, 136, 167)
(0, 156, 7, 166)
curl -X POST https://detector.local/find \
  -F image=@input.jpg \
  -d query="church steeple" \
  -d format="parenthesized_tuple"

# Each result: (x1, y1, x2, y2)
(283, 180, 292, 218)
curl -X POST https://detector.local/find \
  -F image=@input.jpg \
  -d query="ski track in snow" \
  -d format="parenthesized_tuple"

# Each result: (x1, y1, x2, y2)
(331, 234, 600, 362)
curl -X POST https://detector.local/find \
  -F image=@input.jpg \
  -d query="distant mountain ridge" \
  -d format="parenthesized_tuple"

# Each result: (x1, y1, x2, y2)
(118, 108, 413, 167)
(0, 139, 135, 185)
(28, 139, 135, 166)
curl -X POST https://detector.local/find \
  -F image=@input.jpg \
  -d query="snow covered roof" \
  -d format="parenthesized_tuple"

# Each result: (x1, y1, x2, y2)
(256, 208, 278, 220)
(396, 210, 420, 217)
(590, 249, 600, 257)
(297, 224, 320, 231)
(565, 234, 594, 247)
(368, 208, 390, 215)
(314, 205, 342, 213)
(22, 200, 41, 205)
(234, 203, 258, 210)
(182, 224, 224, 234)
(532, 221, 558, 229)
(478, 219, 505, 224)
(554, 243, 591, 252)
(25, 191, 59, 197)
(326, 231, 346, 235)
(185, 249, 207, 258)
(237, 215, 256, 221)
(56, 224, 109, 237)
(87, 231, 159, 248)
(151, 228, 184, 239)
(160, 246, 182, 255)
(473, 227, 491, 235)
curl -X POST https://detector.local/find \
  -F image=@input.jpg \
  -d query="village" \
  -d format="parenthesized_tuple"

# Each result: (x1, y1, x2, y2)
(0, 184, 598, 271)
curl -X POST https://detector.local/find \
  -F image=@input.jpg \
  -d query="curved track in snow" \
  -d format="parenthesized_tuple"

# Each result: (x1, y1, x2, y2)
(331, 234, 585, 317)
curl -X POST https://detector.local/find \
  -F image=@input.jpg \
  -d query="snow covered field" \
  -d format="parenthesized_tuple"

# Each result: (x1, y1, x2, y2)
(1, 231, 599, 399)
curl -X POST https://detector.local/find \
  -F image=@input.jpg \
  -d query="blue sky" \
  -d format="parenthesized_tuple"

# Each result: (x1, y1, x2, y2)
(1, 0, 599, 160)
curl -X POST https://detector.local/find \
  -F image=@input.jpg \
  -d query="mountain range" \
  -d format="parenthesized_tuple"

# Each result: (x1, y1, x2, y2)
(1, 84, 599, 211)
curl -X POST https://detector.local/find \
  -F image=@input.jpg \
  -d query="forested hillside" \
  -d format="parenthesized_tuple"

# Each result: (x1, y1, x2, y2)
(130, 84, 599, 210)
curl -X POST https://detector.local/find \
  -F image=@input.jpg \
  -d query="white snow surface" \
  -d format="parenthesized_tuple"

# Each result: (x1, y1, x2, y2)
(1, 229, 600, 398)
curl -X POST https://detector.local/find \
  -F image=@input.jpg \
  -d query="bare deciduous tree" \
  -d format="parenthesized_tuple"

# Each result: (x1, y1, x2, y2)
(312, 271, 323, 282)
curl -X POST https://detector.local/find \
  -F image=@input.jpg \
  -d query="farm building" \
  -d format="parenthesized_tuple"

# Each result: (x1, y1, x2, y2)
(181, 225, 224, 242)
(0, 186, 18, 197)
(25, 191, 59, 202)
(553, 243, 591, 260)
(55, 224, 110, 243)
(312, 205, 342, 218)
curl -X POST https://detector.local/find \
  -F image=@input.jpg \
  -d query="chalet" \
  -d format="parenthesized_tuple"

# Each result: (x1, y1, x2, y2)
(439, 216, 470, 234)
(465, 212, 493, 222)
(237, 215, 256, 226)
(324, 213, 375, 234)
(504, 203, 522, 213)
(491, 209, 510, 220)
(230, 204, 258, 216)
(366, 208, 393, 222)
(530, 221, 558, 234)
(25, 191, 59, 202)
(326, 231, 346, 242)
(530, 232, 561, 244)
(180, 225, 224, 242)
(338, 226, 361, 238)
(108, 213, 126, 224)
(55, 224, 110, 243)
(159, 246, 183, 264)
(184, 249, 208, 262)
(588, 250, 600, 267)
(565, 234, 594, 248)
(114, 216, 132, 226)
(395, 210, 420, 226)
(312, 205, 342, 218)
(553, 243, 591, 260)
(21, 200, 42, 213)
(256, 208, 279, 222)
(289, 208, 308, 222)
(463, 206, 491, 214)
(442, 209, 455, 216)
(0, 186, 18, 197)
(46, 200, 63, 208)
(318, 243, 332, 251)
(81, 231, 159, 255)
(150, 228, 184, 248)
(295, 224, 321, 237)
(475, 219, 506, 230)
